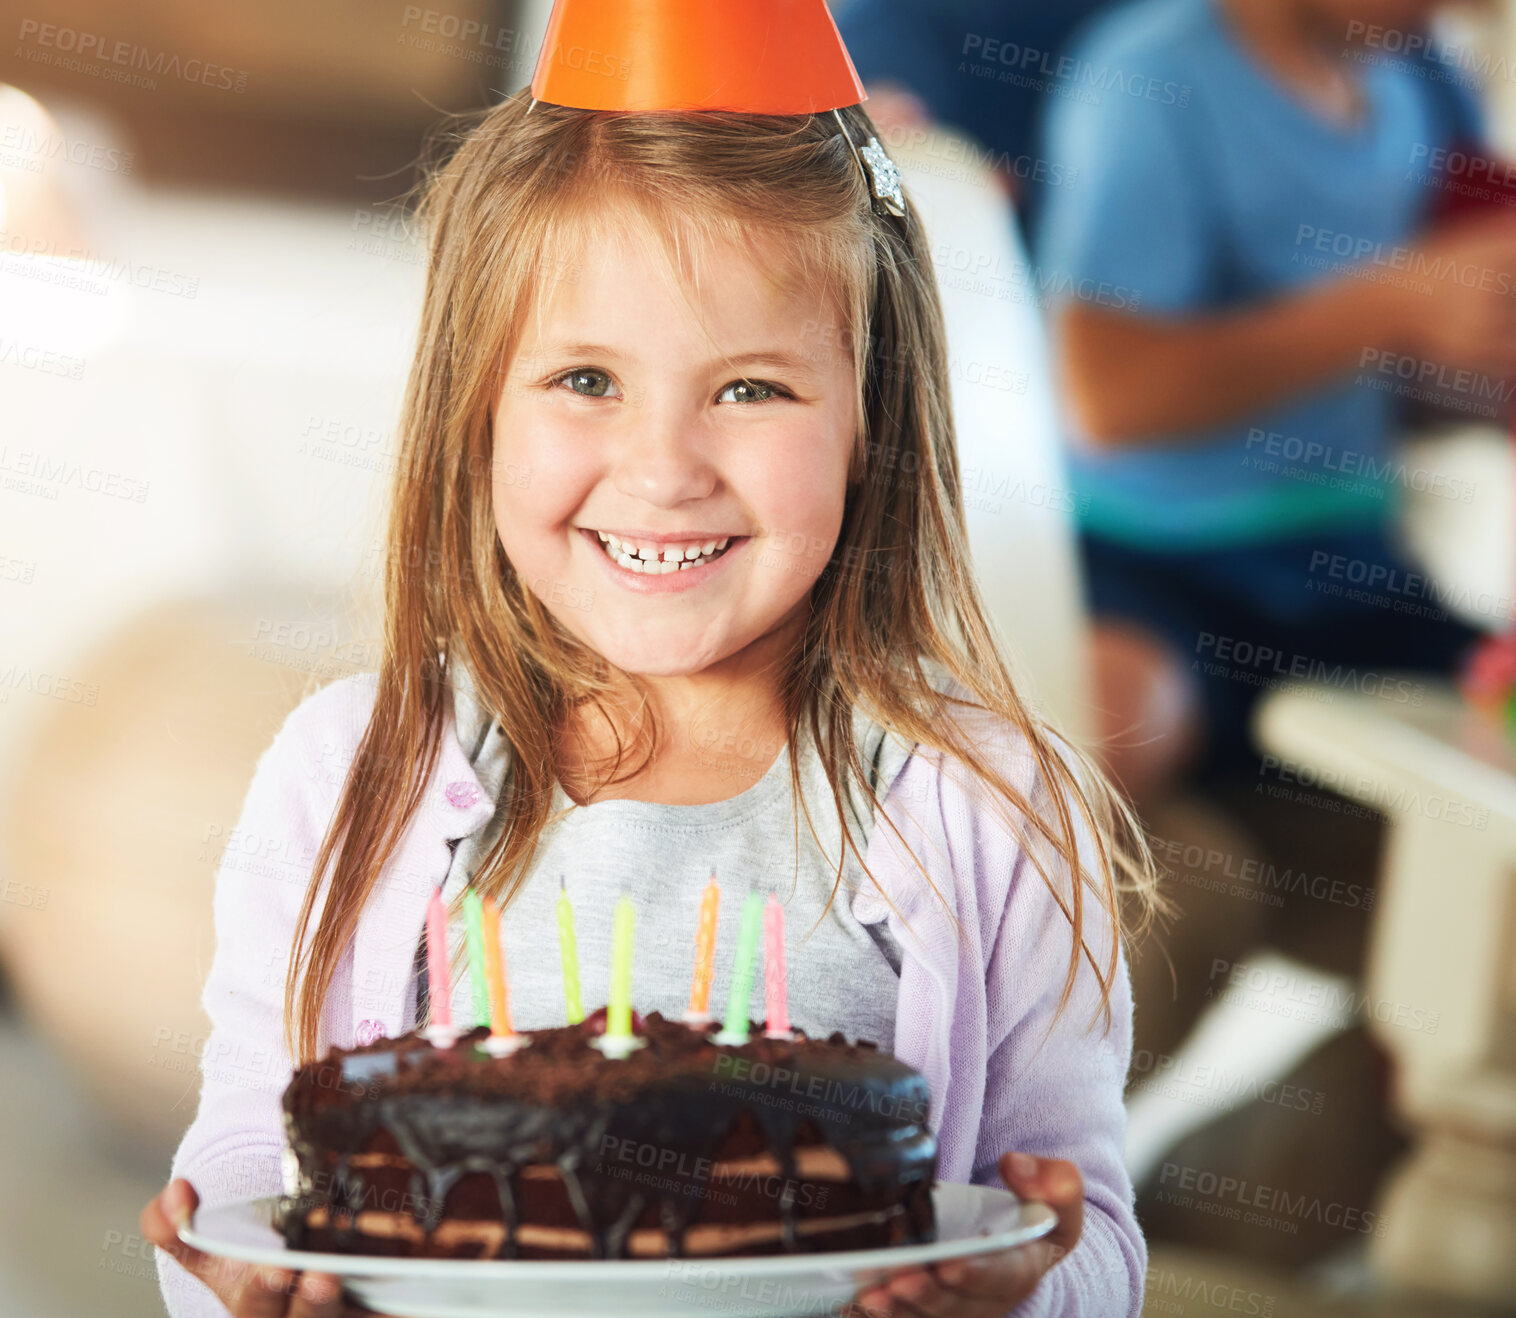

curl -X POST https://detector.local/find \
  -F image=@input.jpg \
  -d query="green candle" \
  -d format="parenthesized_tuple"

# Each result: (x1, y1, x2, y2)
(717, 891, 764, 1045)
(607, 892, 636, 1040)
(463, 888, 491, 1029)
(557, 875, 584, 1024)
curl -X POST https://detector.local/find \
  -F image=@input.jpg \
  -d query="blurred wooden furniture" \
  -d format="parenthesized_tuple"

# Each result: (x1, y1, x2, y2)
(1256, 682, 1516, 1306)
(0, 0, 511, 196)
(0, 596, 360, 1149)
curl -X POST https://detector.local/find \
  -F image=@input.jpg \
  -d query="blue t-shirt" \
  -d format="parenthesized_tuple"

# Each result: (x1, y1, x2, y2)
(1032, 0, 1484, 549)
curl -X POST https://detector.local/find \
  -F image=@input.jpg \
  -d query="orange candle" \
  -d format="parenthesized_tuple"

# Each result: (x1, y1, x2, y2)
(480, 895, 528, 1057)
(686, 873, 721, 1024)
(482, 896, 513, 1035)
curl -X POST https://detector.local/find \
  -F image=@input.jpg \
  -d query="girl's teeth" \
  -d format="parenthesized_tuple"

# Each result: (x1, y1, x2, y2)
(593, 531, 732, 573)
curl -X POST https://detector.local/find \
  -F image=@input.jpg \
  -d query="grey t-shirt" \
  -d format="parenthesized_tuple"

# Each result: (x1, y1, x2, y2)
(405, 662, 920, 1051)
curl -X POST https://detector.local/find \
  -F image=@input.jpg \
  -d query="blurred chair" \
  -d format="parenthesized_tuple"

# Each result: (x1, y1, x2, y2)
(887, 128, 1094, 743)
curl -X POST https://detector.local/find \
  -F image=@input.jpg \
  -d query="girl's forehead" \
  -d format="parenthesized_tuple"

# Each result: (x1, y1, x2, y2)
(526, 206, 844, 344)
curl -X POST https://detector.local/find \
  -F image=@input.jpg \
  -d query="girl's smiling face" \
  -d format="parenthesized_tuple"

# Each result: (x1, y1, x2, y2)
(491, 221, 858, 681)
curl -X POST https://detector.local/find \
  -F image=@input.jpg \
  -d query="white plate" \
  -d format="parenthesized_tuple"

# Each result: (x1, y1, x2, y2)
(180, 1184, 1056, 1317)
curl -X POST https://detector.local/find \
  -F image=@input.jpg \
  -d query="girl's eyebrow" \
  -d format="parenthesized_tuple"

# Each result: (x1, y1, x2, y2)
(535, 341, 820, 376)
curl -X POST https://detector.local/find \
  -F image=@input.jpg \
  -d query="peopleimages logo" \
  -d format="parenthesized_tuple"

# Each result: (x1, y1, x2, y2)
(710, 1054, 929, 1126)
(1346, 20, 1516, 84)
(14, 19, 250, 93)
(1144, 1266, 1276, 1317)
(1148, 832, 1371, 911)
(1410, 142, 1516, 187)
(1244, 427, 1474, 501)
(1193, 632, 1425, 706)
(1307, 550, 1516, 624)
(930, 241, 1143, 312)
(959, 33, 1191, 107)
(1296, 224, 1516, 293)
(1209, 958, 1440, 1035)
(1156, 1162, 1385, 1237)
(1258, 753, 1489, 831)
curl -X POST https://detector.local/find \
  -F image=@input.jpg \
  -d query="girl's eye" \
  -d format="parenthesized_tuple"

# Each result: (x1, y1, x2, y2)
(717, 378, 790, 404)
(551, 368, 618, 399)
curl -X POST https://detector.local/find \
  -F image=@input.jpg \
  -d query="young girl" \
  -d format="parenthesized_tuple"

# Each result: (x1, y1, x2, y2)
(140, 47, 1161, 1318)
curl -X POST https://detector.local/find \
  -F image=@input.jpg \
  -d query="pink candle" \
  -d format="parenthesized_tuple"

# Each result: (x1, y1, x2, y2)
(763, 895, 791, 1038)
(425, 887, 456, 1044)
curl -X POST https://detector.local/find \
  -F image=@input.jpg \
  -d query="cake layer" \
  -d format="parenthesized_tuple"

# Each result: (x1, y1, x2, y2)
(290, 1198, 933, 1260)
(276, 1011, 936, 1260)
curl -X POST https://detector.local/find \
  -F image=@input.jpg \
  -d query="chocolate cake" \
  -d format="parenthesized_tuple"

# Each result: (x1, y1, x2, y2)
(274, 1009, 936, 1260)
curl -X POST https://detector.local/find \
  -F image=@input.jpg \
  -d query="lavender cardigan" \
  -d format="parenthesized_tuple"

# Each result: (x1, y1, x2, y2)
(157, 672, 1144, 1317)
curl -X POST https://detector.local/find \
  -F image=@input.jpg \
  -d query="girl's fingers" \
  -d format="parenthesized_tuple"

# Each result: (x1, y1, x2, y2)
(852, 1264, 981, 1318)
(142, 1179, 363, 1316)
(933, 1242, 1050, 1305)
(235, 1266, 298, 1317)
(851, 1274, 909, 1315)
(881, 1267, 955, 1315)
(138, 1181, 217, 1289)
(998, 1152, 1085, 1262)
(288, 1271, 345, 1316)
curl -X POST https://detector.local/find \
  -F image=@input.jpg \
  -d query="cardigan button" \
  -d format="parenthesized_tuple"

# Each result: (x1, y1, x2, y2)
(444, 780, 482, 809)
(355, 1018, 386, 1046)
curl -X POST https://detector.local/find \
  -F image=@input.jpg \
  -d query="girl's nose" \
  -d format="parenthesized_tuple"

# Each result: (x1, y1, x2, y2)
(611, 415, 720, 507)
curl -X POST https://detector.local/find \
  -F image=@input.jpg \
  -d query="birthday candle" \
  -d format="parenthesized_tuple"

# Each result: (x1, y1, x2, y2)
(717, 891, 764, 1045)
(688, 873, 721, 1018)
(425, 887, 454, 1040)
(463, 888, 491, 1028)
(557, 875, 585, 1025)
(607, 893, 637, 1040)
(481, 895, 513, 1036)
(763, 895, 791, 1038)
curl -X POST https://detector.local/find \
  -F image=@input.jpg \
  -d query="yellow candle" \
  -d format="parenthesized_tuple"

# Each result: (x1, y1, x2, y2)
(481, 895, 513, 1037)
(607, 893, 637, 1039)
(557, 875, 585, 1024)
(688, 873, 721, 1017)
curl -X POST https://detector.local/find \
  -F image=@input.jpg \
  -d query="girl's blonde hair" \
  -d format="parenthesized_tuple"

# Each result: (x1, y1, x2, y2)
(284, 92, 1164, 1065)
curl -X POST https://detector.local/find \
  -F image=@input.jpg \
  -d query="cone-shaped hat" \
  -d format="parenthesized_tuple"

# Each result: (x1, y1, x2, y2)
(529, 0, 867, 114)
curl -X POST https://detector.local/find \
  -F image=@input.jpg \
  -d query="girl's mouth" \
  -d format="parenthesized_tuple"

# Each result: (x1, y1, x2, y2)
(587, 529, 740, 574)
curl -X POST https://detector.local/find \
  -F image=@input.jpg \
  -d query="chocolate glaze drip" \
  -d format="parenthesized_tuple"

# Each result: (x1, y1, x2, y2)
(277, 1010, 936, 1259)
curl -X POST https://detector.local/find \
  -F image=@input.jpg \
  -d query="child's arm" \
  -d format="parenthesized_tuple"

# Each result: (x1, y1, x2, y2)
(1054, 213, 1516, 447)
(850, 742, 1142, 1318)
(151, 680, 358, 1317)
(1033, 22, 1516, 449)
(961, 789, 1142, 1318)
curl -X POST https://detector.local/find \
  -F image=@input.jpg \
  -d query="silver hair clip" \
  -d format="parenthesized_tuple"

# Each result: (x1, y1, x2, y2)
(832, 108, 906, 218)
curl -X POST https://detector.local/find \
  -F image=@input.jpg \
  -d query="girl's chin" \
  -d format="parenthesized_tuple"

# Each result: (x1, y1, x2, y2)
(582, 636, 724, 677)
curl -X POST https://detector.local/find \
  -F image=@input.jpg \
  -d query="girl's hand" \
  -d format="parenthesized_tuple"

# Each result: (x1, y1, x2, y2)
(140, 1178, 393, 1317)
(848, 1153, 1083, 1318)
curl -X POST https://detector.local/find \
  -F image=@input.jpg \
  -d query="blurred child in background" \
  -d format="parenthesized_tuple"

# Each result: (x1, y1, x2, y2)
(1037, 0, 1508, 810)
(1035, 0, 1514, 1261)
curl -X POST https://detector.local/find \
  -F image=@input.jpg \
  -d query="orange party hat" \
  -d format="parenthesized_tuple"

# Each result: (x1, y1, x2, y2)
(530, 0, 865, 114)
(525, 0, 906, 216)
